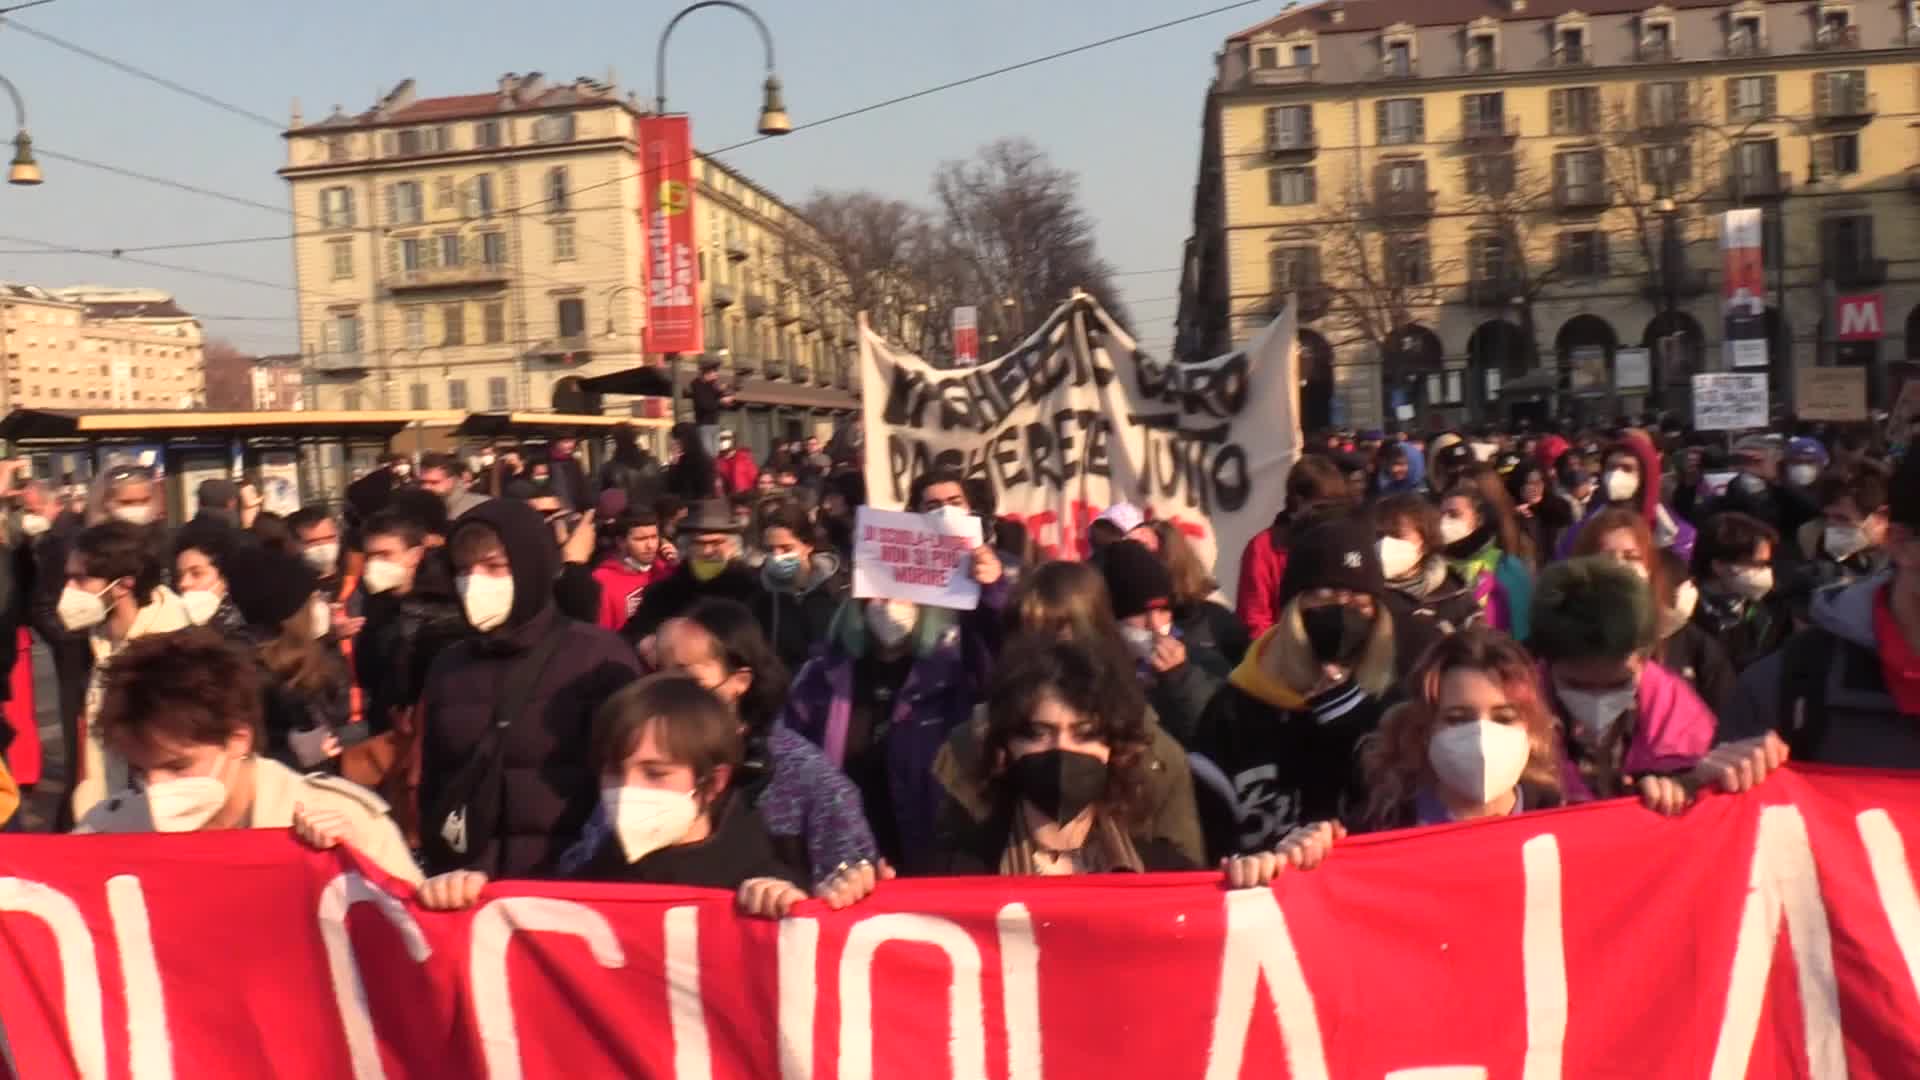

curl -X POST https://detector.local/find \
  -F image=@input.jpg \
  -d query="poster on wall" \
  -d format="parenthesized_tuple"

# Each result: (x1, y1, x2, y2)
(1568, 346, 1608, 394)
(257, 450, 301, 516)
(176, 453, 230, 519)
(1721, 209, 1769, 369)
(637, 115, 702, 355)
(1614, 347, 1651, 391)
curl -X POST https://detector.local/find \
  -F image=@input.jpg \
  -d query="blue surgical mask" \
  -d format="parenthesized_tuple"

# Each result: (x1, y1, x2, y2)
(765, 552, 803, 584)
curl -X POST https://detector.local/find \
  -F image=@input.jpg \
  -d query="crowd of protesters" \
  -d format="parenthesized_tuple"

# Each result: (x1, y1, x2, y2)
(0, 411, 1910, 916)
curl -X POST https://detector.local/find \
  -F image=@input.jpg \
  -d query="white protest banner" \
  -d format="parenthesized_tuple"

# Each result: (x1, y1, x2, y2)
(860, 292, 1301, 594)
(1692, 373, 1769, 431)
(850, 505, 983, 610)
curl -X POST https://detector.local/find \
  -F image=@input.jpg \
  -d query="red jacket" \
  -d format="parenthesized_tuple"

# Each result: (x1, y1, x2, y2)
(1235, 528, 1289, 639)
(715, 450, 759, 496)
(592, 556, 678, 633)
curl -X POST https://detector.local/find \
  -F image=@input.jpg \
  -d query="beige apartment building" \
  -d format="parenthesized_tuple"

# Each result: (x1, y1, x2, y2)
(1178, 0, 1920, 431)
(280, 72, 858, 452)
(0, 285, 205, 411)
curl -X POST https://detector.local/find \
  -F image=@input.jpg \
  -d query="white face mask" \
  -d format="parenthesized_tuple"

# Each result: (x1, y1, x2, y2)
(1378, 535, 1422, 580)
(147, 771, 228, 833)
(57, 580, 116, 632)
(457, 573, 514, 631)
(180, 589, 222, 627)
(602, 785, 700, 863)
(1824, 524, 1869, 562)
(362, 557, 409, 594)
(1119, 624, 1158, 662)
(18, 512, 49, 538)
(1604, 468, 1640, 504)
(1428, 719, 1533, 805)
(1726, 566, 1774, 600)
(110, 504, 153, 526)
(1555, 681, 1637, 740)
(301, 542, 340, 573)
(866, 599, 917, 649)
(308, 597, 333, 641)
(1438, 515, 1473, 546)
(1786, 464, 1820, 488)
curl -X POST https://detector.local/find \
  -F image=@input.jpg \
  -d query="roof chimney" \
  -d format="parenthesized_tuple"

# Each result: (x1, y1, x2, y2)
(499, 72, 519, 99)
(290, 97, 303, 128)
(519, 72, 547, 101)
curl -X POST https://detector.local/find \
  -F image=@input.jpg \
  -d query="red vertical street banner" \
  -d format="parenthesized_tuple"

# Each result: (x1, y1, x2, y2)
(1720, 208, 1768, 370)
(639, 115, 702, 355)
(7, 767, 1920, 1078)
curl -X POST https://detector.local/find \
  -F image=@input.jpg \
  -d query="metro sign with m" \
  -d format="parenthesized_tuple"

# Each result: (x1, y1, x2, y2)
(1836, 293, 1884, 342)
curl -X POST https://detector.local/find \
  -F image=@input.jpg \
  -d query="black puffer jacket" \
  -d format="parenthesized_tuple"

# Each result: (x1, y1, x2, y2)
(620, 560, 759, 644)
(419, 499, 642, 878)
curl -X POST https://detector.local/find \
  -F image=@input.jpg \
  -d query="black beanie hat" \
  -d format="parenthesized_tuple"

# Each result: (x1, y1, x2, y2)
(1101, 539, 1173, 619)
(223, 544, 319, 630)
(1278, 513, 1384, 611)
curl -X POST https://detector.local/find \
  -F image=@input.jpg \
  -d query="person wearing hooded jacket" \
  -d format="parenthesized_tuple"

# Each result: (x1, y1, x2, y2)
(1234, 454, 1355, 640)
(749, 502, 848, 673)
(418, 498, 642, 878)
(1194, 513, 1398, 853)
(1373, 493, 1484, 676)
(1555, 431, 1695, 561)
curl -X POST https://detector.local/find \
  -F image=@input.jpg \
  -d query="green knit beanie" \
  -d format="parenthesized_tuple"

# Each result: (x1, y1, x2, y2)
(1528, 556, 1656, 662)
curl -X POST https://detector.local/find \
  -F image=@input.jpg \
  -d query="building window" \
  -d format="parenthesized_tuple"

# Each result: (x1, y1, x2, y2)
(441, 303, 465, 347)
(329, 241, 353, 280)
(532, 114, 576, 144)
(487, 377, 509, 410)
(345, 388, 364, 410)
(389, 181, 424, 225)
(1461, 92, 1505, 137)
(1816, 133, 1861, 176)
(320, 187, 355, 229)
(481, 232, 508, 267)
(1255, 45, 1278, 67)
(1269, 246, 1320, 290)
(402, 307, 425, 348)
(483, 302, 506, 344)
(1553, 150, 1606, 199)
(1815, 70, 1870, 118)
(1549, 87, 1600, 135)
(1640, 143, 1693, 186)
(1726, 75, 1776, 121)
(438, 233, 464, 268)
(1639, 81, 1690, 127)
(434, 176, 456, 209)
(1820, 214, 1874, 274)
(1555, 26, 1586, 64)
(1264, 105, 1313, 150)
(553, 220, 576, 261)
(1383, 39, 1414, 77)
(557, 297, 587, 339)
(1387, 235, 1430, 286)
(323, 312, 361, 356)
(1558, 230, 1610, 276)
(1639, 19, 1676, 61)
(474, 120, 501, 149)
(448, 379, 469, 409)
(399, 237, 428, 273)
(1267, 167, 1315, 206)
(1464, 153, 1514, 195)
(1378, 98, 1424, 144)
(1734, 139, 1781, 194)
(1729, 14, 1765, 54)
(1466, 32, 1497, 72)
(546, 166, 570, 212)
(409, 383, 429, 410)
(1291, 43, 1313, 66)
(469, 174, 496, 218)
(1816, 8, 1855, 48)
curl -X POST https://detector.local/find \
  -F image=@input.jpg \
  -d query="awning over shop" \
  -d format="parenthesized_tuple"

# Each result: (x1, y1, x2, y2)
(579, 365, 675, 398)
(452, 411, 673, 439)
(731, 377, 858, 412)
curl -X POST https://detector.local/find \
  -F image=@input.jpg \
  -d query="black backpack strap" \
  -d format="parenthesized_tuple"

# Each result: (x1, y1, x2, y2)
(1777, 629, 1837, 760)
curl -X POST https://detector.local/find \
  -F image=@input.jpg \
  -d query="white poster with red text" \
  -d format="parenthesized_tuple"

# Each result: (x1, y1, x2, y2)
(859, 294, 1300, 592)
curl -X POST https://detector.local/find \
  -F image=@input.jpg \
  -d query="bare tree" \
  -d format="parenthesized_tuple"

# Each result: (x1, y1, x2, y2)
(200, 338, 257, 410)
(930, 137, 1129, 341)
(1319, 184, 1459, 360)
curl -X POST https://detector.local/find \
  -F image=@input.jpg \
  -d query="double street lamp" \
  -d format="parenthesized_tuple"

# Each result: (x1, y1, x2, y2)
(652, 1, 793, 422)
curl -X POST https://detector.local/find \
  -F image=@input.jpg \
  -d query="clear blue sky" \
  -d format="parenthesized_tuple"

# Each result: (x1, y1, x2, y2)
(0, 0, 1269, 358)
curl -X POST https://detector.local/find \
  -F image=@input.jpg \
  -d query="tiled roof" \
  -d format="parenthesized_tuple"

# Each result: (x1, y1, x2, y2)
(1232, 0, 1737, 38)
(384, 93, 506, 123)
(80, 299, 194, 321)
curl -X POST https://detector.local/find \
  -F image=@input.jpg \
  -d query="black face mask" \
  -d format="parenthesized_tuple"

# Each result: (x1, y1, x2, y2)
(1007, 748, 1109, 826)
(1301, 604, 1374, 666)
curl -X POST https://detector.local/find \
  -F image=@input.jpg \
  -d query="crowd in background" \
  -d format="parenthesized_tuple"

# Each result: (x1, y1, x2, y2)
(0, 408, 1910, 916)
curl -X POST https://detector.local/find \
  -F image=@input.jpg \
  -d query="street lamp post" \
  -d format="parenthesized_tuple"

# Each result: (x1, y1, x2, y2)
(0, 75, 40, 186)
(654, 1, 792, 425)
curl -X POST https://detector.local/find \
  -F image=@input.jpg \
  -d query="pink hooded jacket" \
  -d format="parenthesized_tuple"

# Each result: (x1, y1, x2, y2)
(1545, 659, 1717, 802)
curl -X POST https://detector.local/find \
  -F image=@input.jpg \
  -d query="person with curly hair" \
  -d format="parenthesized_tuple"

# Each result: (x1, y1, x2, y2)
(928, 637, 1193, 875)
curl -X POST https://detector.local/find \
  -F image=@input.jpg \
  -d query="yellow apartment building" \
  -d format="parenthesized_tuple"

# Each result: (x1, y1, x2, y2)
(0, 285, 204, 411)
(1177, 0, 1920, 431)
(280, 72, 857, 454)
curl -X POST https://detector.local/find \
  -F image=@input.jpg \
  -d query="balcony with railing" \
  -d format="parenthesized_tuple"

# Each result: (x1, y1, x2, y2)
(1465, 274, 1523, 307)
(1266, 127, 1317, 156)
(1244, 63, 1318, 87)
(1814, 24, 1860, 50)
(1726, 30, 1768, 55)
(387, 263, 512, 292)
(1552, 180, 1609, 211)
(1551, 44, 1591, 67)
(744, 292, 770, 319)
(1814, 86, 1876, 123)
(1379, 53, 1419, 79)
(775, 297, 800, 326)
(1373, 186, 1436, 217)
(729, 350, 759, 375)
(711, 283, 737, 308)
(312, 351, 370, 375)
(725, 234, 749, 261)
(1729, 169, 1792, 200)
(1636, 38, 1680, 62)
(1460, 115, 1519, 144)
(1825, 253, 1887, 286)
(763, 354, 788, 380)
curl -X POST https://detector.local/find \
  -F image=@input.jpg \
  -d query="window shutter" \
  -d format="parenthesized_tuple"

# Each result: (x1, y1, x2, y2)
(1635, 84, 1649, 126)
(383, 184, 396, 225)
(1814, 74, 1832, 118)
(1306, 246, 1321, 284)
(1412, 98, 1426, 140)
(1375, 100, 1389, 141)
(1724, 78, 1736, 121)
(1596, 232, 1610, 274)
(1305, 166, 1318, 203)
(1552, 151, 1567, 187)
(1413, 159, 1428, 190)
(1550, 89, 1567, 134)
(1268, 169, 1283, 205)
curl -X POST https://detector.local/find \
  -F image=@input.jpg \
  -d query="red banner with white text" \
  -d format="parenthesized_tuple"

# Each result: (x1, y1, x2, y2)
(638, 115, 702, 355)
(4, 766, 1920, 1079)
